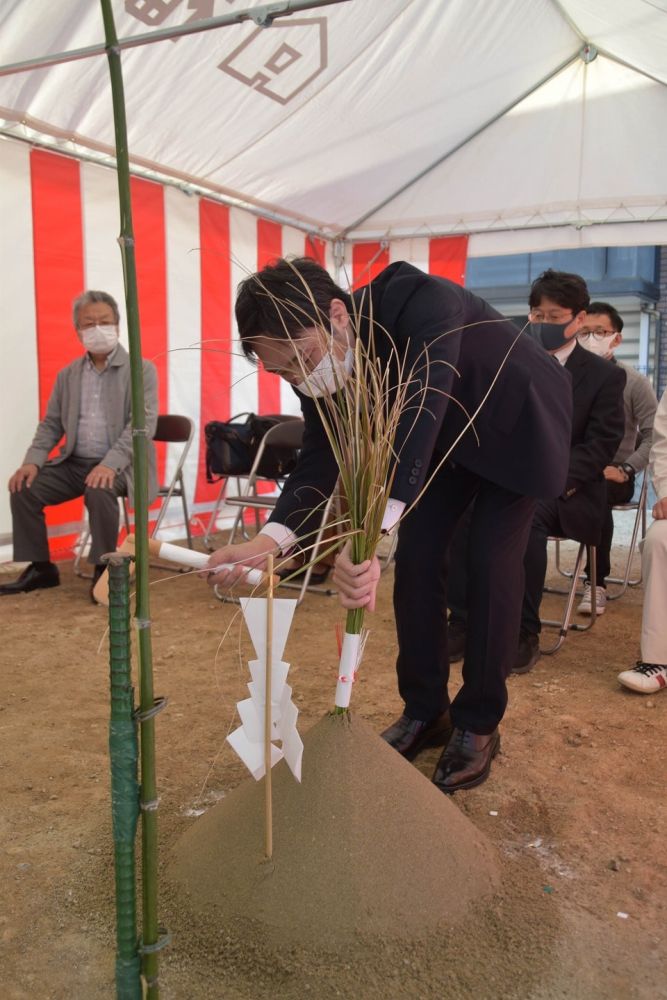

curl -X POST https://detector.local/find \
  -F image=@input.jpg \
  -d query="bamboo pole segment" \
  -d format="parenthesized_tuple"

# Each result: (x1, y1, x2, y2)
(106, 553, 142, 1000)
(100, 2, 163, 995)
(264, 555, 274, 860)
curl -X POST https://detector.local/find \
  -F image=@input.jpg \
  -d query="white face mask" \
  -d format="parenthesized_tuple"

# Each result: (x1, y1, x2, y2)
(578, 333, 616, 360)
(81, 324, 119, 355)
(295, 346, 354, 398)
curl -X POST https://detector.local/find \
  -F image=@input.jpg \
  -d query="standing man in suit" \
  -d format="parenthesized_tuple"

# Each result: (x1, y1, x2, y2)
(575, 302, 657, 616)
(0, 291, 158, 600)
(514, 273, 626, 672)
(206, 257, 572, 793)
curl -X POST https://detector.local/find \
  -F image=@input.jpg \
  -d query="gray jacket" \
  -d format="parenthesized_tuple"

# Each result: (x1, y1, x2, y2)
(613, 360, 658, 473)
(23, 344, 159, 503)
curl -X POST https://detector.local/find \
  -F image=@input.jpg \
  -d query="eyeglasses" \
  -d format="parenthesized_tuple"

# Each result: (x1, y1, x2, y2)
(528, 310, 573, 324)
(578, 328, 616, 341)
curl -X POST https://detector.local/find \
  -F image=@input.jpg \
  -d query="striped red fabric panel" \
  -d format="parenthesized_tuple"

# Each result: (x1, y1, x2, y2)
(256, 219, 282, 416)
(30, 148, 85, 550)
(428, 236, 469, 286)
(352, 242, 390, 290)
(129, 176, 169, 492)
(195, 199, 231, 503)
(304, 235, 326, 265)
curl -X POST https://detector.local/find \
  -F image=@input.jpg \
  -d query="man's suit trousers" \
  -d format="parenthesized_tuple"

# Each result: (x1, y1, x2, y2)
(10, 458, 127, 565)
(584, 476, 635, 585)
(393, 462, 535, 734)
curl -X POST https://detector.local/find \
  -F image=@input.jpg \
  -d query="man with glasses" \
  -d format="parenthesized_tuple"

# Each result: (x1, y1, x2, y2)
(513, 270, 626, 672)
(0, 290, 158, 600)
(447, 271, 627, 673)
(207, 257, 573, 793)
(575, 302, 657, 615)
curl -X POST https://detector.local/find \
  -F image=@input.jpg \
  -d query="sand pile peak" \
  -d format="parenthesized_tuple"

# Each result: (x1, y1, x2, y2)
(168, 712, 500, 949)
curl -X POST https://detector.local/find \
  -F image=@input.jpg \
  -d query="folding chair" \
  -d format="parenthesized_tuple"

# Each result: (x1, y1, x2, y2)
(553, 472, 648, 597)
(540, 538, 597, 655)
(202, 412, 291, 549)
(215, 418, 337, 605)
(150, 414, 196, 548)
(605, 471, 648, 600)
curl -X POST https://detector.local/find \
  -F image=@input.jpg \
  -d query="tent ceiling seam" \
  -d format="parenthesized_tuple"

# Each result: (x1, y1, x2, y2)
(548, 0, 586, 41)
(337, 50, 581, 239)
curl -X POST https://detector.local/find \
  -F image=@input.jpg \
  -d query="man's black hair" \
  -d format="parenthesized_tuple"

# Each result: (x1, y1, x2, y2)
(586, 300, 624, 333)
(235, 257, 350, 359)
(528, 268, 590, 315)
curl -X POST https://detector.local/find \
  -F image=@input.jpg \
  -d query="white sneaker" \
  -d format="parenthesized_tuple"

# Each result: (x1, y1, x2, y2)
(577, 583, 606, 616)
(617, 661, 667, 694)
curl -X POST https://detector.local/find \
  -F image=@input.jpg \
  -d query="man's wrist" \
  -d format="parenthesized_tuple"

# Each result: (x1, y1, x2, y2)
(259, 522, 297, 555)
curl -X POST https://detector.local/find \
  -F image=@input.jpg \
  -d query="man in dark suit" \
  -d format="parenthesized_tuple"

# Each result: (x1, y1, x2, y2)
(514, 271, 626, 671)
(207, 258, 572, 792)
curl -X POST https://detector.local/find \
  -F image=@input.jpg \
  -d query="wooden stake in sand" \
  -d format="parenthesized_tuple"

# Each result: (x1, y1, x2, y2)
(264, 555, 274, 860)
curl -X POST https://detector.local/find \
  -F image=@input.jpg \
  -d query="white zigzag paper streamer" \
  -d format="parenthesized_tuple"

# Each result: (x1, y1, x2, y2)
(226, 597, 303, 782)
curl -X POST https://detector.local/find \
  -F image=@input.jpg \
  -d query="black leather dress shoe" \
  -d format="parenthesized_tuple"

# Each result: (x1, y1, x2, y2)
(381, 710, 453, 762)
(512, 632, 540, 674)
(0, 562, 60, 595)
(432, 727, 500, 793)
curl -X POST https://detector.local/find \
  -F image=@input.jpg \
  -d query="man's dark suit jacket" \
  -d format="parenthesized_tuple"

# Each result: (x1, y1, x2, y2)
(269, 262, 573, 540)
(556, 342, 626, 543)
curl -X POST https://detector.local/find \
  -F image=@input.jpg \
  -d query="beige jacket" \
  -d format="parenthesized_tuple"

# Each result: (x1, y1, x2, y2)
(23, 345, 159, 503)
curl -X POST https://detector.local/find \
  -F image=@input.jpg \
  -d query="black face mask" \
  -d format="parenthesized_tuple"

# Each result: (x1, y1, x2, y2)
(527, 319, 573, 352)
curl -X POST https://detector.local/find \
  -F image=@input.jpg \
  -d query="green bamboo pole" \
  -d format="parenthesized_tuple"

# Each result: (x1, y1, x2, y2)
(100, 2, 162, 995)
(106, 553, 142, 1000)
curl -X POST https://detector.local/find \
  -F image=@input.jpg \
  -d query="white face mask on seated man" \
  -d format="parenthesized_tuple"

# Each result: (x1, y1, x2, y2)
(577, 308, 623, 361)
(80, 324, 119, 355)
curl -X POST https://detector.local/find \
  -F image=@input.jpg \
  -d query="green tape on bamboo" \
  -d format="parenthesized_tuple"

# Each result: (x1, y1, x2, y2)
(106, 554, 141, 1000)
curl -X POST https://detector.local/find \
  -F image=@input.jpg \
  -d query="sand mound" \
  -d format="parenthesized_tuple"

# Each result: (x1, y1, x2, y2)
(168, 712, 500, 949)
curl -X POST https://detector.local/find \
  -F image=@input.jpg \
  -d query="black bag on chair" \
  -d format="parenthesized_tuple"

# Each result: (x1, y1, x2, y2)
(204, 414, 299, 482)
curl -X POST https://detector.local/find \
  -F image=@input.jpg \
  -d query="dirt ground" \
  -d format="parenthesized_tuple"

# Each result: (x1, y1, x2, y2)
(0, 532, 666, 1000)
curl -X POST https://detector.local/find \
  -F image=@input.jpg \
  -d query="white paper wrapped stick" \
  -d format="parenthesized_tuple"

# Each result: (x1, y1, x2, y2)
(92, 535, 277, 605)
(334, 631, 363, 709)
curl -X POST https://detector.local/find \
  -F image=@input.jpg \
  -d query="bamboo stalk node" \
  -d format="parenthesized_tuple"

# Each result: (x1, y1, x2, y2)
(134, 617, 153, 630)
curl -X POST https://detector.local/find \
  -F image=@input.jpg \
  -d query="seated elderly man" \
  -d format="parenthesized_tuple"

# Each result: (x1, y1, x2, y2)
(575, 302, 658, 616)
(0, 291, 158, 601)
(618, 387, 667, 694)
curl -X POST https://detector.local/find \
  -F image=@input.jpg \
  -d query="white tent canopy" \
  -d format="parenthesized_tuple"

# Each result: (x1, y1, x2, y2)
(1, 0, 666, 255)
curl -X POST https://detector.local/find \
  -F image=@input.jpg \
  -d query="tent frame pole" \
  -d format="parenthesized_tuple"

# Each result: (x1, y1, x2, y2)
(339, 53, 580, 239)
(0, 0, 351, 77)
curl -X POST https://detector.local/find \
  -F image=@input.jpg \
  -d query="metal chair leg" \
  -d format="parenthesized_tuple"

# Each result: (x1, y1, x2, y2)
(540, 544, 597, 655)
